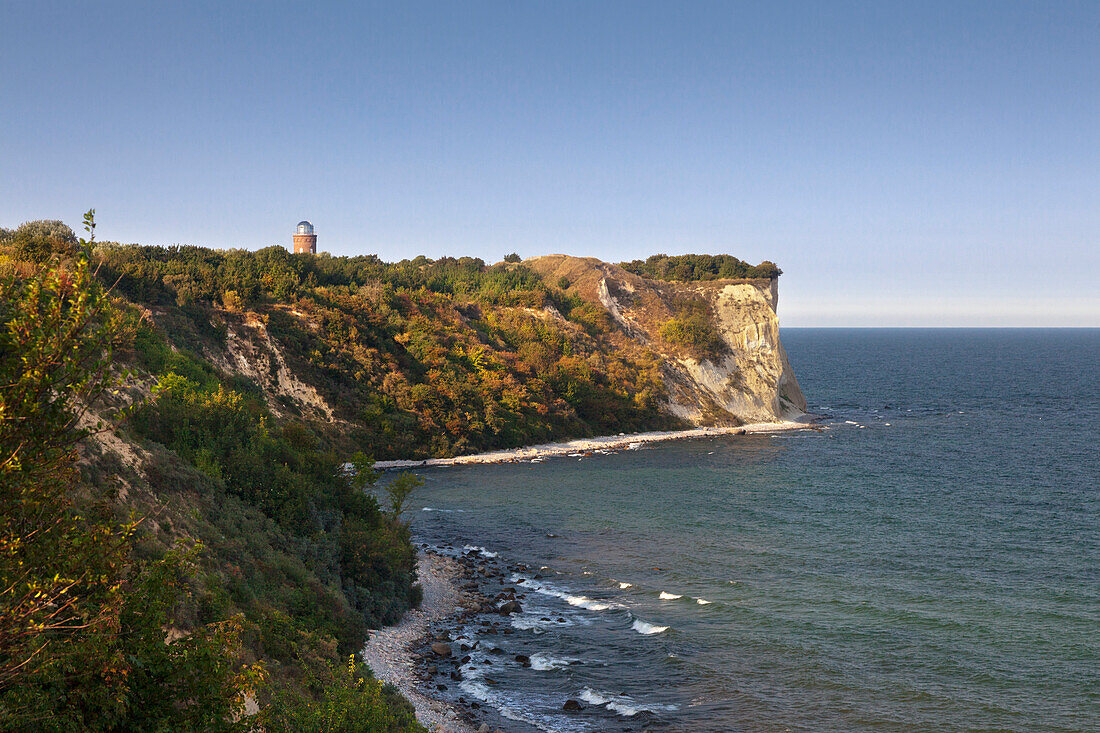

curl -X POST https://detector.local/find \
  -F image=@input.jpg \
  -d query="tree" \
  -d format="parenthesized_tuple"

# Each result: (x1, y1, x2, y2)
(503, 253, 521, 263)
(383, 473, 422, 519)
(347, 451, 380, 493)
(0, 220, 78, 263)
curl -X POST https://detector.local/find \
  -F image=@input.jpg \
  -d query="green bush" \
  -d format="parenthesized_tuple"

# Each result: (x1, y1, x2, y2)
(0, 219, 78, 263)
(130, 363, 417, 631)
(660, 300, 726, 360)
(260, 655, 425, 733)
(620, 253, 781, 281)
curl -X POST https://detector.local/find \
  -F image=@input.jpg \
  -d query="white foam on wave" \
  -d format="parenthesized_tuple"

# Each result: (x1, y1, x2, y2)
(529, 653, 577, 671)
(631, 619, 669, 635)
(509, 604, 588, 632)
(463, 544, 498, 558)
(420, 507, 465, 512)
(569, 595, 610, 611)
(618, 582, 633, 589)
(579, 687, 678, 717)
(579, 687, 609, 705)
(658, 591, 682, 600)
(514, 576, 617, 612)
(460, 679, 587, 732)
(696, 598, 712, 605)
(460, 658, 589, 732)
(510, 614, 552, 632)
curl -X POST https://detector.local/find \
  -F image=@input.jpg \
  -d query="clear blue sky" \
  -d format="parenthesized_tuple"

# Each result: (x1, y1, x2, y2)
(2, 1, 1097, 326)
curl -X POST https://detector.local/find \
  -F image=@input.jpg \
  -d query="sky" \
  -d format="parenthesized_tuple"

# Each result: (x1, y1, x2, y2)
(2, 1, 1097, 326)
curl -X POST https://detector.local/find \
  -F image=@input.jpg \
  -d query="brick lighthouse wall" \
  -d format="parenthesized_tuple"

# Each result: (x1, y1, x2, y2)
(292, 233, 317, 254)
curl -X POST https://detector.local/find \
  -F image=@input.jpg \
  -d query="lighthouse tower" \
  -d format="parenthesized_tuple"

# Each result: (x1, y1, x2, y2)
(292, 221, 316, 254)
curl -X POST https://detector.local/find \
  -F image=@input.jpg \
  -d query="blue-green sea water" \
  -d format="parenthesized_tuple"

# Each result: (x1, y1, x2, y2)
(408, 329, 1099, 732)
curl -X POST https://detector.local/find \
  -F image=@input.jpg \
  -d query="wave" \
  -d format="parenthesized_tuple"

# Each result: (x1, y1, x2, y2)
(568, 595, 610, 611)
(509, 606, 584, 631)
(419, 507, 465, 512)
(579, 687, 678, 717)
(696, 598, 712, 605)
(459, 678, 588, 733)
(631, 618, 669, 635)
(658, 591, 682, 600)
(510, 614, 552, 632)
(460, 653, 593, 733)
(514, 576, 618, 612)
(508, 611, 554, 629)
(618, 582, 633, 589)
(463, 544, 498, 558)
(529, 653, 577, 671)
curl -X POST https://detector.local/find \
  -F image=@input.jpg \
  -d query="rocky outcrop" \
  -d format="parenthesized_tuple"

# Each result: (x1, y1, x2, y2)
(526, 255, 806, 426)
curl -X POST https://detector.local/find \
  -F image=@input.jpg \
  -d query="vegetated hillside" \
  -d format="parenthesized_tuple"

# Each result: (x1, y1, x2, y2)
(94, 243, 686, 460)
(0, 217, 804, 730)
(0, 219, 425, 731)
(89, 242, 804, 460)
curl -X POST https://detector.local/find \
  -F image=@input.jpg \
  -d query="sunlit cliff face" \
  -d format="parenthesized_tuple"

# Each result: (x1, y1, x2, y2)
(524, 255, 806, 426)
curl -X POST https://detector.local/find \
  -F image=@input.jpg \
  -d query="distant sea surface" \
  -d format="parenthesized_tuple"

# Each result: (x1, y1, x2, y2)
(409, 329, 1099, 732)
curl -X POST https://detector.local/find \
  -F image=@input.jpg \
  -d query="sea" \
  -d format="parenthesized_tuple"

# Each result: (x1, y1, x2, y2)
(407, 329, 1099, 732)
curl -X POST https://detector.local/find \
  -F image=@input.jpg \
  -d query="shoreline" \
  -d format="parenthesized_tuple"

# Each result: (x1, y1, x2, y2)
(375, 416, 816, 470)
(361, 552, 481, 733)
(363, 417, 820, 730)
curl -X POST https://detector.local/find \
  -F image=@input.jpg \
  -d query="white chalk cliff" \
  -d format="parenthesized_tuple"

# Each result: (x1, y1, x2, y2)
(526, 256, 806, 426)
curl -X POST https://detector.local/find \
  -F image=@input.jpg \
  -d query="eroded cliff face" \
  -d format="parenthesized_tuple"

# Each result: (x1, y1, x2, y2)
(526, 255, 806, 426)
(215, 312, 337, 421)
(674, 278, 807, 423)
(150, 307, 339, 423)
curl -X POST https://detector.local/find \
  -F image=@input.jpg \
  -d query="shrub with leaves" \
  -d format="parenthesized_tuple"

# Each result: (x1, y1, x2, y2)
(620, 253, 781, 281)
(660, 298, 727, 360)
(260, 654, 424, 733)
(0, 212, 256, 730)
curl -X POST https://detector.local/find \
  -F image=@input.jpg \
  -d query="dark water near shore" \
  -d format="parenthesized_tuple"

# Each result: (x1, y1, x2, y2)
(408, 329, 1099, 732)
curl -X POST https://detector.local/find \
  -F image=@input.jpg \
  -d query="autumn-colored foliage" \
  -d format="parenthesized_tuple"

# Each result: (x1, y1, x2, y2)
(0, 216, 426, 731)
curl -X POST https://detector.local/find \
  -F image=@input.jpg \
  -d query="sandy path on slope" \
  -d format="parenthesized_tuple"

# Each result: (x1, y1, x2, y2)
(374, 418, 816, 470)
(361, 552, 478, 733)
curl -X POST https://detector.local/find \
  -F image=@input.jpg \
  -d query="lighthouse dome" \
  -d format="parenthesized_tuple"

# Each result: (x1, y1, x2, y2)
(296, 221, 314, 235)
